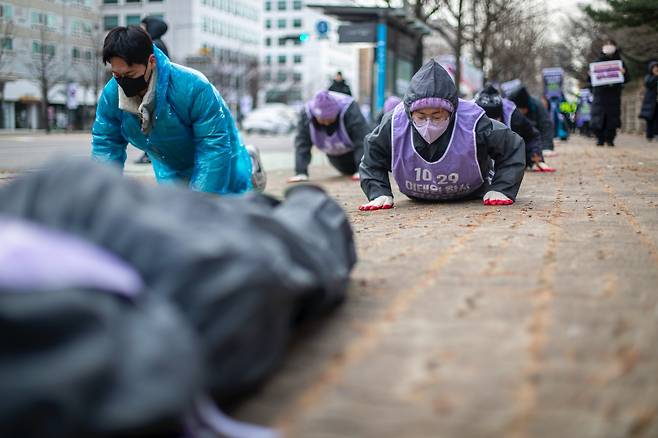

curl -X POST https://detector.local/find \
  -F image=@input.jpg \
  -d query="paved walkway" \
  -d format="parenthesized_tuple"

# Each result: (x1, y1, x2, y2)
(235, 133, 658, 438)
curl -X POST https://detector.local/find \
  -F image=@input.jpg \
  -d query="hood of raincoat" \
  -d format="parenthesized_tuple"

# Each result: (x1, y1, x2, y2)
(475, 84, 503, 120)
(403, 60, 459, 118)
(141, 16, 168, 40)
(507, 85, 531, 109)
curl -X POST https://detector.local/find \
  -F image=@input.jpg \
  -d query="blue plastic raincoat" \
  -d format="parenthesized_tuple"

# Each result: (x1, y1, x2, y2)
(92, 45, 252, 194)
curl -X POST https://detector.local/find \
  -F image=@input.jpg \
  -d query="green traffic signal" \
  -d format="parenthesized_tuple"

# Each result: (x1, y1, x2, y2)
(299, 33, 309, 42)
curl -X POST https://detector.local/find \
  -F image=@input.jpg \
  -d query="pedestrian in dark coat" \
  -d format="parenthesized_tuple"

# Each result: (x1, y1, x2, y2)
(589, 39, 630, 147)
(141, 16, 169, 57)
(328, 71, 352, 96)
(639, 61, 658, 141)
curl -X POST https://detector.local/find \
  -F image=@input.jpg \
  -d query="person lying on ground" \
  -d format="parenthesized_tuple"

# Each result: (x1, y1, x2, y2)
(476, 84, 556, 173)
(359, 60, 525, 211)
(289, 90, 371, 183)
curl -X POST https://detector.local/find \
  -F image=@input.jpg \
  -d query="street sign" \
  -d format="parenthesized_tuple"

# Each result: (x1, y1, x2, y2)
(589, 60, 624, 87)
(338, 23, 377, 43)
(316, 20, 329, 35)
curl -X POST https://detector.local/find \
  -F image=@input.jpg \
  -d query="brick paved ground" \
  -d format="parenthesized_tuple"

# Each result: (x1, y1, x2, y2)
(234, 133, 658, 438)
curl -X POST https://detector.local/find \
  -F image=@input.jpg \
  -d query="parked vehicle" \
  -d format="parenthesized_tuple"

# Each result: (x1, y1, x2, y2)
(243, 104, 297, 134)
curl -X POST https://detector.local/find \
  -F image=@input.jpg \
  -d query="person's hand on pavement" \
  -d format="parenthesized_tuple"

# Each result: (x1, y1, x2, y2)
(359, 195, 394, 211)
(287, 174, 309, 183)
(351, 172, 360, 181)
(483, 191, 513, 206)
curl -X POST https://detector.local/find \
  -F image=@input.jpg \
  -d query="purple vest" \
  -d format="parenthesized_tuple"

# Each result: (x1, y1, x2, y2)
(391, 99, 485, 201)
(502, 98, 516, 127)
(306, 92, 355, 156)
(0, 217, 143, 297)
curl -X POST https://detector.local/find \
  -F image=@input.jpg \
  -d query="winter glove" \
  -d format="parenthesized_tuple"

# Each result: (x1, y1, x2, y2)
(531, 161, 556, 172)
(287, 174, 309, 183)
(359, 195, 394, 211)
(483, 191, 513, 206)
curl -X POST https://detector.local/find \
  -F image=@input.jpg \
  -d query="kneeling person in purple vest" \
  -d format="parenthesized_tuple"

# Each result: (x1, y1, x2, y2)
(359, 60, 526, 211)
(475, 85, 556, 173)
(289, 90, 372, 183)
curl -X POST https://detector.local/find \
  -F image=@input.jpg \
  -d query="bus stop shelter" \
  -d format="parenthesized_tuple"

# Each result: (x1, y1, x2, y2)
(308, 5, 431, 118)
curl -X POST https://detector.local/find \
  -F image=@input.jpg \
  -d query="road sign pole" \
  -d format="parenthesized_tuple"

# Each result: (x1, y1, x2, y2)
(375, 21, 387, 113)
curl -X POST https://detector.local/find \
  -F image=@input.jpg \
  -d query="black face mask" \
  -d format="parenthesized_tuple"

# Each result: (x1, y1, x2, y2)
(117, 70, 149, 98)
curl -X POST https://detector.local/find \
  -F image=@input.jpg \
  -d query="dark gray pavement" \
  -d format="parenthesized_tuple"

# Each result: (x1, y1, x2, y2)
(1, 132, 657, 438)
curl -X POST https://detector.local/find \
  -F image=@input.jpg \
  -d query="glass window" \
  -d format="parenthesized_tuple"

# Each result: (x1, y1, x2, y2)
(277, 18, 285, 29)
(293, 54, 302, 64)
(277, 0, 286, 10)
(103, 15, 118, 30)
(265, 37, 271, 46)
(277, 54, 286, 64)
(265, 55, 271, 65)
(72, 47, 80, 59)
(293, 72, 302, 81)
(264, 1, 271, 11)
(1, 38, 12, 50)
(293, 0, 302, 10)
(264, 71, 272, 81)
(278, 37, 286, 46)
(126, 15, 141, 25)
(149, 0, 163, 2)
(265, 19, 271, 29)
(103, 0, 118, 3)
(277, 71, 286, 82)
(125, 0, 141, 3)
(293, 18, 302, 28)
(85, 50, 93, 61)
(0, 4, 14, 18)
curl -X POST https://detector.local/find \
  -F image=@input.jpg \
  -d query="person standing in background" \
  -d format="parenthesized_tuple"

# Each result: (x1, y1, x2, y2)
(133, 16, 170, 165)
(589, 39, 630, 147)
(639, 61, 658, 142)
(328, 71, 352, 96)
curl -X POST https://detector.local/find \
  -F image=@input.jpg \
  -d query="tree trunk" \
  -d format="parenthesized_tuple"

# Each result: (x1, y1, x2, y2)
(0, 81, 5, 129)
(454, 0, 464, 95)
(41, 82, 50, 133)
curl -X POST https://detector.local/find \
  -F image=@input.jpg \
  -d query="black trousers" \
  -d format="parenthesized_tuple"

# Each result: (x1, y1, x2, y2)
(595, 114, 617, 145)
(646, 111, 658, 139)
(328, 147, 363, 175)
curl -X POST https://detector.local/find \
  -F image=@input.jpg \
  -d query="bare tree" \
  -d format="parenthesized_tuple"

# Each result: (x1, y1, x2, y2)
(76, 23, 106, 129)
(26, 20, 65, 133)
(482, 1, 550, 94)
(409, 0, 467, 88)
(0, 17, 14, 129)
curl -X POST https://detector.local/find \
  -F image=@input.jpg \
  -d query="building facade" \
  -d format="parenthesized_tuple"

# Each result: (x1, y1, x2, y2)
(260, 0, 358, 106)
(100, 0, 262, 117)
(0, 0, 102, 130)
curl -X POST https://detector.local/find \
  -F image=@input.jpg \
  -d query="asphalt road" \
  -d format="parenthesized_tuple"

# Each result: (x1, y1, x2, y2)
(0, 132, 305, 177)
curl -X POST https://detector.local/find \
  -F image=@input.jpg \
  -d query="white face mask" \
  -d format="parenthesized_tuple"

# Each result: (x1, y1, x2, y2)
(413, 118, 450, 144)
(602, 44, 616, 55)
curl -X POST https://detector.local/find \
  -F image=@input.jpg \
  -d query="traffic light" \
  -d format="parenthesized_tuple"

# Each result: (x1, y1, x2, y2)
(298, 33, 309, 42)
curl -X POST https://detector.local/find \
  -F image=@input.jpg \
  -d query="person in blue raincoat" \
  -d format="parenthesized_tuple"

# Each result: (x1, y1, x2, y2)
(92, 26, 253, 194)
